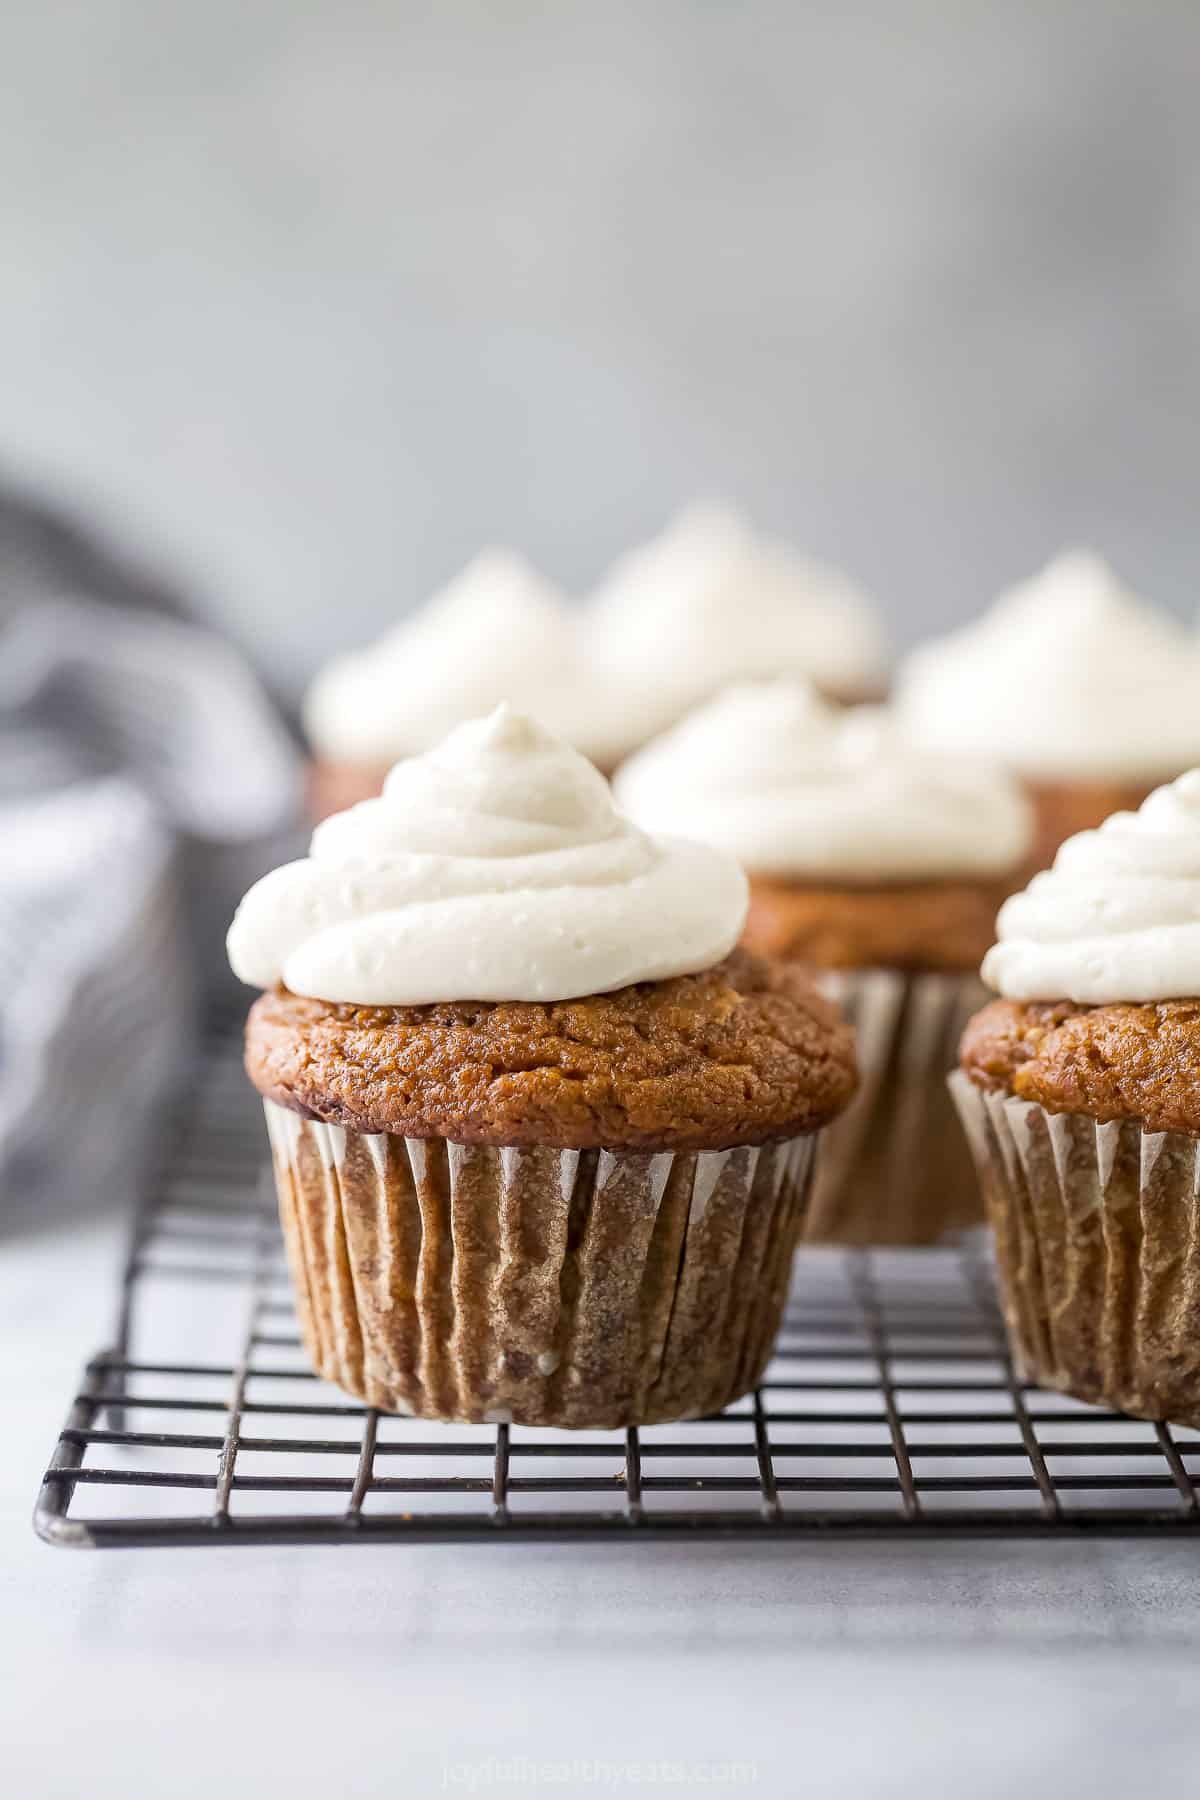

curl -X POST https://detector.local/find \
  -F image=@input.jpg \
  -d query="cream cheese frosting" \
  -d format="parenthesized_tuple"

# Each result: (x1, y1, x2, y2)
(228, 705, 748, 1004)
(586, 504, 888, 716)
(896, 550, 1200, 780)
(612, 681, 1032, 882)
(982, 770, 1200, 1003)
(302, 549, 642, 768)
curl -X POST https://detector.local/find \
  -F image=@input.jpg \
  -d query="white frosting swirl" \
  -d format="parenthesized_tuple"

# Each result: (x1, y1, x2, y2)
(896, 551, 1200, 780)
(228, 706, 748, 1004)
(982, 771, 1200, 1002)
(587, 503, 888, 716)
(302, 549, 642, 768)
(613, 681, 1032, 881)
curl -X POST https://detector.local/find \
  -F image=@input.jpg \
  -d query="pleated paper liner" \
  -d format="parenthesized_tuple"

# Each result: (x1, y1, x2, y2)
(950, 1071, 1200, 1429)
(804, 971, 987, 1246)
(263, 1104, 818, 1428)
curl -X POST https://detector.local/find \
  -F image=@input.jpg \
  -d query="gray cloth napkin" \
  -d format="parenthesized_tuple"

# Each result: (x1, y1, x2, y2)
(1, 590, 302, 1228)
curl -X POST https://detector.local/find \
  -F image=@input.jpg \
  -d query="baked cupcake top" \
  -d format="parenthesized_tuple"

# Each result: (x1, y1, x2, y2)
(896, 550, 1200, 781)
(301, 550, 640, 769)
(963, 772, 1200, 1132)
(244, 952, 856, 1149)
(613, 680, 1032, 883)
(587, 504, 888, 717)
(231, 707, 856, 1146)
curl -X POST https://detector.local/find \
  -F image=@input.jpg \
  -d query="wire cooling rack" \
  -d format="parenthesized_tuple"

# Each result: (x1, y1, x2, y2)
(37, 1025, 1200, 1546)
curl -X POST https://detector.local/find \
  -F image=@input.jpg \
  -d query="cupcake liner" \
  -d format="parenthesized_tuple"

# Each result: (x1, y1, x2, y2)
(263, 1103, 818, 1428)
(949, 1072, 1200, 1428)
(804, 971, 987, 1246)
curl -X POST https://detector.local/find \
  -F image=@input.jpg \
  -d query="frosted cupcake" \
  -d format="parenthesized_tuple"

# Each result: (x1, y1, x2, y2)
(303, 549, 645, 818)
(588, 503, 888, 741)
(228, 707, 856, 1427)
(953, 773, 1200, 1428)
(615, 681, 1032, 1244)
(896, 551, 1200, 868)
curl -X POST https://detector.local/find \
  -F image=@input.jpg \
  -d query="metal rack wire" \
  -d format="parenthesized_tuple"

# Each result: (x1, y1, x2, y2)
(36, 1025, 1200, 1546)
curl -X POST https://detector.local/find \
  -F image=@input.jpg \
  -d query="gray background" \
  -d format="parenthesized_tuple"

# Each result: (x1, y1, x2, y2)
(2, 0, 1197, 693)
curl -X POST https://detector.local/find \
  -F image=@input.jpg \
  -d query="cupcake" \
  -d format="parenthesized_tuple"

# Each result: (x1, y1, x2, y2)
(953, 773, 1200, 1428)
(227, 706, 856, 1427)
(896, 550, 1200, 868)
(302, 549, 646, 819)
(615, 681, 1032, 1245)
(588, 503, 889, 739)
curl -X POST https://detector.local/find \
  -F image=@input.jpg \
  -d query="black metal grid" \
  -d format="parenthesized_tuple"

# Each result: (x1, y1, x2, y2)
(36, 1027, 1200, 1546)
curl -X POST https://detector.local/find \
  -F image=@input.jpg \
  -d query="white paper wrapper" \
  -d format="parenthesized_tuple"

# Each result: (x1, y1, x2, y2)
(803, 970, 987, 1245)
(263, 1103, 818, 1428)
(950, 1071, 1200, 1428)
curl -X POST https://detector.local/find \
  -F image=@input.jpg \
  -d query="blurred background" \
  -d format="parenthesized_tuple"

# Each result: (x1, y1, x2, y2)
(3, 0, 1199, 696)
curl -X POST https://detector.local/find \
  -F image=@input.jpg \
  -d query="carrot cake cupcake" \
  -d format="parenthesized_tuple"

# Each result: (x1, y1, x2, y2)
(588, 503, 889, 740)
(954, 771, 1200, 1428)
(895, 550, 1200, 868)
(228, 706, 856, 1427)
(302, 549, 649, 818)
(615, 680, 1032, 1244)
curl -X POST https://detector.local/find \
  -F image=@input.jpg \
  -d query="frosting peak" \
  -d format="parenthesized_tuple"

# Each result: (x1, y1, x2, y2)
(896, 551, 1200, 779)
(302, 549, 657, 769)
(983, 771, 1200, 1002)
(301, 550, 576, 763)
(613, 680, 1032, 882)
(587, 504, 888, 708)
(328, 705, 618, 861)
(400, 547, 565, 638)
(228, 707, 747, 1004)
(986, 550, 1137, 636)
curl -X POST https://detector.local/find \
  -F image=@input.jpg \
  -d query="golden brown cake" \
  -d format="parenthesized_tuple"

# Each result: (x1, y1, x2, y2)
(743, 876, 1008, 972)
(246, 952, 854, 1152)
(961, 997, 1200, 1137)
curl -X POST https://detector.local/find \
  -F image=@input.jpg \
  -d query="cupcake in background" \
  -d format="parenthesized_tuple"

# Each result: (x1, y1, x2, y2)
(895, 550, 1200, 868)
(615, 680, 1033, 1245)
(302, 549, 648, 818)
(228, 706, 856, 1428)
(953, 773, 1200, 1429)
(588, 503, 889, 740)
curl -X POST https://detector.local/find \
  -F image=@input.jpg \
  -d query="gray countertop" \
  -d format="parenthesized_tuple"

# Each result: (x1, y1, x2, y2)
(5, 1211, 1199, 1798)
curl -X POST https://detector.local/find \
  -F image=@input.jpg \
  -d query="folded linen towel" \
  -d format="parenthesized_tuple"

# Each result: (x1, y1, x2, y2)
(1, 587, 302, 1228)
